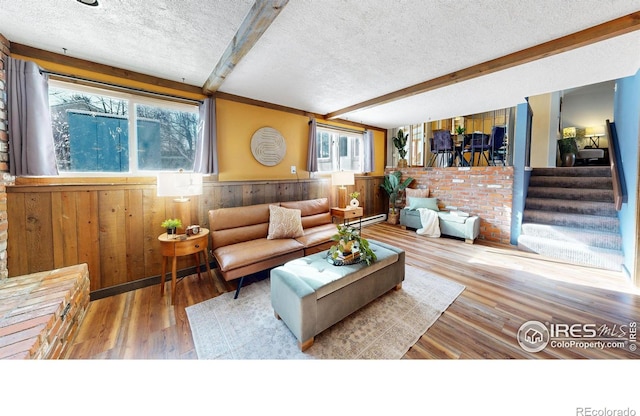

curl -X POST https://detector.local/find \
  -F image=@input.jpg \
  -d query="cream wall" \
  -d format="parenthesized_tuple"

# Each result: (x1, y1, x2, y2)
(528, 92, 561, 167)
(561, 81, 614, 149)
(216, 98, 386, 181)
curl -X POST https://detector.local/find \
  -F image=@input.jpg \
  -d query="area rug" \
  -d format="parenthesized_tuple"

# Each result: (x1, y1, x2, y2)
(185, 265, 464, 359)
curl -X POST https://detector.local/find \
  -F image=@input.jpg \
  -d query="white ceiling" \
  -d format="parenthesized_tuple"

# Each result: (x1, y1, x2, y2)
(0, 0, 639, 129)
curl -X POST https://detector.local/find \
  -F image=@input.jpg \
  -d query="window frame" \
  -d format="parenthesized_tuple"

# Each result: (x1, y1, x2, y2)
(315, 125, 364, 174)
(49, 80, 200, 177)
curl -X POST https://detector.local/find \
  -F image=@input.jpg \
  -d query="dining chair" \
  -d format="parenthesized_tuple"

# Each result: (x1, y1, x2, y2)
(427, 137, 438, 167)
(462, 132, 489, 166)
(432, 129, 454, 167)
(489, 126, 507, 165)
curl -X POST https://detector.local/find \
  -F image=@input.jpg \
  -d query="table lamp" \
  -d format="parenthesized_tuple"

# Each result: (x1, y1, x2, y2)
(331, 171, 354, 209)
(585, 126, 604, 148)
(157, 170, 203, 232)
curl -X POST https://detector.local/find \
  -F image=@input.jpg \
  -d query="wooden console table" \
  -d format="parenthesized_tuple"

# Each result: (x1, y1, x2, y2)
(331, 207, 364, 231)
(158, 228, 212, 305)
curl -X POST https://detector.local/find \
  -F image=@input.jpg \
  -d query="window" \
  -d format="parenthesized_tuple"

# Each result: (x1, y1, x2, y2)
(315, 126, 364, 172)
(410, 123, 424, 166)
(318, 131, 331, 159)
(49, 81, 199, 174)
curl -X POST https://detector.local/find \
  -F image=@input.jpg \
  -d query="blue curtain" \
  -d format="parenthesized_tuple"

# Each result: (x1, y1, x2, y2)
(193, 96, 218, 174)
(363, 129, 374, 173)
(306, 118, 318, 172)
(7, 57, 58, 176)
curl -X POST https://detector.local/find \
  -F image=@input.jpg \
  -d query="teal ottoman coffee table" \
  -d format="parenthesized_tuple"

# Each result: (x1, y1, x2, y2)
(270, 239, 405, 351)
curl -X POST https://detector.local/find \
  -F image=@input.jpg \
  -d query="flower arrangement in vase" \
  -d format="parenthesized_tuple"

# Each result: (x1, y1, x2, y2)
(349, 191, 360, 209)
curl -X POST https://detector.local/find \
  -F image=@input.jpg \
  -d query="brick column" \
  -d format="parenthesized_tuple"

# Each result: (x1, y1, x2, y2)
(0, 34, 13, 280)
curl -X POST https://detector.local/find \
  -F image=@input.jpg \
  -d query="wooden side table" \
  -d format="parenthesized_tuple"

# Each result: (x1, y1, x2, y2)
(331, 207, 364, 231)
(158, 228, 212, 305)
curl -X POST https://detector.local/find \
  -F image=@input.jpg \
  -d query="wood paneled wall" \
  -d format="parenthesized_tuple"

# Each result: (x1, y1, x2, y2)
(7, 175, 386, 297)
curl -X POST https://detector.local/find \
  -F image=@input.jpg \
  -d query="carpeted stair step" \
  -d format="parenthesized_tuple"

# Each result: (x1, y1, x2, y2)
(531, 167, 611, 177)
(517, 234, 623, 271)
(526, 186, 614, 202)
(523, 209, 619, 233)
(520, 223, 622, 250)
(524, 197, 617, 217)
(528, 175, 612, 189)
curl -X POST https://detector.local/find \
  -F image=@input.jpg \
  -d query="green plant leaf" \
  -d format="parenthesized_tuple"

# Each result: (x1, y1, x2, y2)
(380, 171, 414, 212)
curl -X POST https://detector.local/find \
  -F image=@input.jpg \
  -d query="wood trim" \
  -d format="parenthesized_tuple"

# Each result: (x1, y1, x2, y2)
(326, 11, 640, 119)
(202, 0, 290, 94)
(215, 91, 387, 132)
(12, 176, 157, 187)
(606, 120, 623, 211)
(10, 43, 206, 99)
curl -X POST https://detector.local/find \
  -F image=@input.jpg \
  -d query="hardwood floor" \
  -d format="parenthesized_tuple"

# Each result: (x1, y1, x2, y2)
(65, 222, 640, 359)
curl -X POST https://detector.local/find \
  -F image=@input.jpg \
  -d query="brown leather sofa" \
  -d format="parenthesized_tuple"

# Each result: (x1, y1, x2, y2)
(209, 198, 337, 298)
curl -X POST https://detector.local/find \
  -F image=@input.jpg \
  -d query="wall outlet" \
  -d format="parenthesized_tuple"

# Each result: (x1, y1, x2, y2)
(290, 165, 296, 174)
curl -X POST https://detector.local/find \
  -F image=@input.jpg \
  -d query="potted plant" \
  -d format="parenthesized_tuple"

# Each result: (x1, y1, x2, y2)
(392, 129, 409, 168)
(455, 125, 465, 143)
(380, 171, 414, 225)
(557, 137, 579, 167)
(328, 225, 377, 266)
(349, 191, 360, 208)
(161, 218, 182, 236)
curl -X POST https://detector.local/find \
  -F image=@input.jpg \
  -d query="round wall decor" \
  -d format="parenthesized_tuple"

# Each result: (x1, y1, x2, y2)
(250, 127, 286, 166)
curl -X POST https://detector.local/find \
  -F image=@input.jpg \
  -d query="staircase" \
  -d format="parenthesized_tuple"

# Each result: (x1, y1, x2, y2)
(517, 166, 623, 271)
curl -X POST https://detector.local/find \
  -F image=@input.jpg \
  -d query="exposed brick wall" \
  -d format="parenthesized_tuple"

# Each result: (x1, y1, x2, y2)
(386, 166, 514, 245)
(0, 34, 11, 281)
(0, 264, 90, 359)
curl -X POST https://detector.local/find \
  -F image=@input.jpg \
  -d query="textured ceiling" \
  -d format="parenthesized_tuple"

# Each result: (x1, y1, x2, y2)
(0, 0, 639, 128)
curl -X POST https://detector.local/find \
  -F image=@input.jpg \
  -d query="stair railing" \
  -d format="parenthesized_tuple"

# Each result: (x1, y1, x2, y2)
(606, 119, 623, 211)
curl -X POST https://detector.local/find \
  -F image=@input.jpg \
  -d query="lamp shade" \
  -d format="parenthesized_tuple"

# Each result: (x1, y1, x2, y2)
(562, 127, 576, 138)
(157, 171, 203, 200)
(331, 171, 354, 187)
(586, 125, 605, 136)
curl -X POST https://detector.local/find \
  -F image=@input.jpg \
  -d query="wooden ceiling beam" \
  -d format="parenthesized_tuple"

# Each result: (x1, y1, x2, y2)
(325, 11, 640, 120)
(202, 0, 289, 94)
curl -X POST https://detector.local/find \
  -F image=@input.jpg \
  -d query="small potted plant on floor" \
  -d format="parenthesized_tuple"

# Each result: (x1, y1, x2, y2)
(161, 218, 182, 236)
(380, 171, 414, 225)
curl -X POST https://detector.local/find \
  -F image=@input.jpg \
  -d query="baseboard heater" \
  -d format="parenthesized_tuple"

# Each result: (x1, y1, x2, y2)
(345, 213, 387, 228)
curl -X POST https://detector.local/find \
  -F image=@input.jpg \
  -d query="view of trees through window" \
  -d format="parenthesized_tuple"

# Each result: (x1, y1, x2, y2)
(316, 126, 363, 172)
(49, 82, 199, 173)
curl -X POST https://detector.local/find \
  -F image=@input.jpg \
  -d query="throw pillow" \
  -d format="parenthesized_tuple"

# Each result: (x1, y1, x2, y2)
(405, 187, 429, 207)
(408, 197, 439, 211)
(267, 205, 304, 240)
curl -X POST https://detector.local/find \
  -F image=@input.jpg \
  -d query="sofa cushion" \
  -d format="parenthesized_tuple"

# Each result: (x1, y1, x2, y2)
(405, 188, 429, 207)
(294, 223, 337, 249)
(278, 242, 400, 299)
(408, 197, 439, 211)
(267, 205, 304, 239)
(281, 198, 332, 229)
(209, 203, 272, 250)
(214, 238, 304, 272)
(437, 212, 468, 224)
